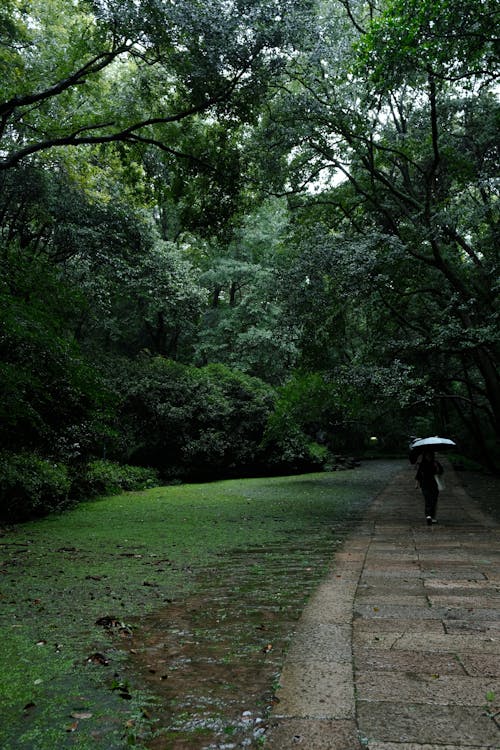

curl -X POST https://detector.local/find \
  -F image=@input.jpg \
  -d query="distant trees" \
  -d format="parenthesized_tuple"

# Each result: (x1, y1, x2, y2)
(1, 0, 498, 521)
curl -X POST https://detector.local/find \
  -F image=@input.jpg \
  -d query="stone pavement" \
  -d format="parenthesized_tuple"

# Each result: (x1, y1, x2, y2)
(266, 462, 500, 749)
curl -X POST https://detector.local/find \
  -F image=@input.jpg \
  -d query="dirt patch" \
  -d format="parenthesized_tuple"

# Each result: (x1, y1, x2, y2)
(126, 542, 338, 749)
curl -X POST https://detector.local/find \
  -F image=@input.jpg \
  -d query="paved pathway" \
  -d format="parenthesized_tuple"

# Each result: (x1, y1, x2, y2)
(266, 462, 500, 749)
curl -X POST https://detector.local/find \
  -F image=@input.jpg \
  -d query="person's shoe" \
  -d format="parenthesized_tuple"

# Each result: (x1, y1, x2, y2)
(426, 516, 432, 526)
(431, 518, 438, 524)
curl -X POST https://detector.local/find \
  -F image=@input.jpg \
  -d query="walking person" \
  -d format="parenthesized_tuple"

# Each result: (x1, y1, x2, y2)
(415, 449, 444, 525)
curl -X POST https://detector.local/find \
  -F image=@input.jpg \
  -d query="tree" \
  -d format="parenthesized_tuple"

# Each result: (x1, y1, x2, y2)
(0, 0, 315, 171)
(194, 198, 300, 383)
(252, 0, 500, 464)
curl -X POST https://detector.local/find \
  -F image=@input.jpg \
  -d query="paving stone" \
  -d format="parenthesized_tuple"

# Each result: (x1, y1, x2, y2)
(357, 578, 426, 594)
(265, 718, 362, 749)
(357, 702, 500, 746)
(420, 567, 487, 580)
(355, 630, 500, 653)
(424, 578, 499, 591)
(441, 606, 500, 621)
(354, 648, 465, 675)
(367, 743, 493, 750)
(275, 660, 355, 719)
(285, 623, 352, 663)
(354, 594, 430, 606)
(460, 653, 500, 676)
(443, 619, 499, 634)
(361, 568, 425, 579)
(356, 670, 500, 707)
(335, 551, 366, 563)
(300, 592, 354, 624)
(353, 618, 445, 634)
(354, 604, 447, 620)
(427, 595, 500, 609)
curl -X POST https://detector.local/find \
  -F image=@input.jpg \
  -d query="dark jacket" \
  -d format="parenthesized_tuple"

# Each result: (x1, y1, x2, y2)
(416, 458, 443, 490)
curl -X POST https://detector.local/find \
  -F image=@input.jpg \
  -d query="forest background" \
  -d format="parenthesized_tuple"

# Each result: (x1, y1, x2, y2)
(1, 0, 498, 522)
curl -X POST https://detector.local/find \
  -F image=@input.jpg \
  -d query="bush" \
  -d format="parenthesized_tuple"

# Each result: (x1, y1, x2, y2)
(110, 357, 276, 480)
(81, 460, 159, 497)
(0, 452, 72, 523)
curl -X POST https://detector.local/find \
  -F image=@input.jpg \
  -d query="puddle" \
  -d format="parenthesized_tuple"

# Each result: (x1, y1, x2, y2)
(126, 539, 338, 749)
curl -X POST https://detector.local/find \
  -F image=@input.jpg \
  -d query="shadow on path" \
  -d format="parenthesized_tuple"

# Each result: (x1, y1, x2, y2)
(267, 462, 500, 749)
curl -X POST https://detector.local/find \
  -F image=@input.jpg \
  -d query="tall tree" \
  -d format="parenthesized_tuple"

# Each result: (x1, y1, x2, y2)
(252, 0, 500, 462)
(0, 0, 314, 170)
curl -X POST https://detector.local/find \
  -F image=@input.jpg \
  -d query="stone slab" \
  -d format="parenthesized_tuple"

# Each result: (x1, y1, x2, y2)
(424, 578, 500, 591)
(361, 569, 425, 579)
(353, 618, 445, 634)
(356, 670, 500, 707)
(444, 620, 500, 634)
(275, 661, 355, 719)
(368, 744, 494, 750)
(265, 718, 362, 749)
(285, 623, 352, 663)
(427, 594, 500, 608)
(357, 702, 500, 746)
(354, 594, 430, 606)
(420, 568, 487, 580)
(358, 578, 426, 593)
(461, 653, 500, 677)
(355, 631, 500, 653)
(354, 604, 447, 620)
(354, 649, 465, 675)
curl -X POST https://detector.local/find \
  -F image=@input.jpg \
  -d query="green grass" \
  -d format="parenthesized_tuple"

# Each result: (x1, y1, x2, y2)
(0, 460, 403, 749)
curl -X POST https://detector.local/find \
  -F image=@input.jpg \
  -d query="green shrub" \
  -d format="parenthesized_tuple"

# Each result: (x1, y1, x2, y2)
(307, 442, 329, 464)
(82, 460, 159, 497)
(0, 452, 72, 523)
(110, 357, 276, 480)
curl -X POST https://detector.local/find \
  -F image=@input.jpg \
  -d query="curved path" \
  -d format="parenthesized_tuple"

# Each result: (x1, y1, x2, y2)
(266, 462, 500, 749)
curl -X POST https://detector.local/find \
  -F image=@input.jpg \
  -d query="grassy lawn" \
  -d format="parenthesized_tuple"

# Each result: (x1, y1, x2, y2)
(0, 460, 403, 749)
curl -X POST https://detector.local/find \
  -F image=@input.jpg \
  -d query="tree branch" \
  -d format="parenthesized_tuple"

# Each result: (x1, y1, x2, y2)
(0, 44, 132, 118)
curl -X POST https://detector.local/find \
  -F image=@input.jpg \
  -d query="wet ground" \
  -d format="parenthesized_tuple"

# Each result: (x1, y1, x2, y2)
(265, 463, 500, 749)
(121, 465, 500, 750)
(127, 540, 337, 749)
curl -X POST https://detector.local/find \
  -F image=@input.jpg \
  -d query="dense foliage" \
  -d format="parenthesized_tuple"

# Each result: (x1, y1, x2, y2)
(1, 0, 498, 520)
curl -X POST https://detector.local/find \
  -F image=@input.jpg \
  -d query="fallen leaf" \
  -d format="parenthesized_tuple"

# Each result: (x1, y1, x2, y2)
(86, 653, 109, 666)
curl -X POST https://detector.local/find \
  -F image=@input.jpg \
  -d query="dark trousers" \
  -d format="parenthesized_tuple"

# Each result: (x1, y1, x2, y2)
(422, 486, 438, 518)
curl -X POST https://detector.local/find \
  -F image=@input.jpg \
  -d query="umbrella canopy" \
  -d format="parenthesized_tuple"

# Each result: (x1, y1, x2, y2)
(409, 436, 456, 464)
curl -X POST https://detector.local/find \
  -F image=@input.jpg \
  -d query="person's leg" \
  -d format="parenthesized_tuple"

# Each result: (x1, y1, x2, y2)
(430, 491, 438, 522)
(423, 489, 433, 524)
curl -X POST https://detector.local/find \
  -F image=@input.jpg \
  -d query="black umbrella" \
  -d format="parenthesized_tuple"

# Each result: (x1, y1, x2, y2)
(409, 436, 456, 464)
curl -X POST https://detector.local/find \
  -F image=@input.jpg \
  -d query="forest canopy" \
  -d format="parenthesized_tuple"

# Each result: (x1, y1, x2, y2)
(1, 0, 498, 520)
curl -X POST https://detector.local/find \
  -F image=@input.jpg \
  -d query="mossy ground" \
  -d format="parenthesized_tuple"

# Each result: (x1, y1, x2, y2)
(0, 460, 403, 749)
